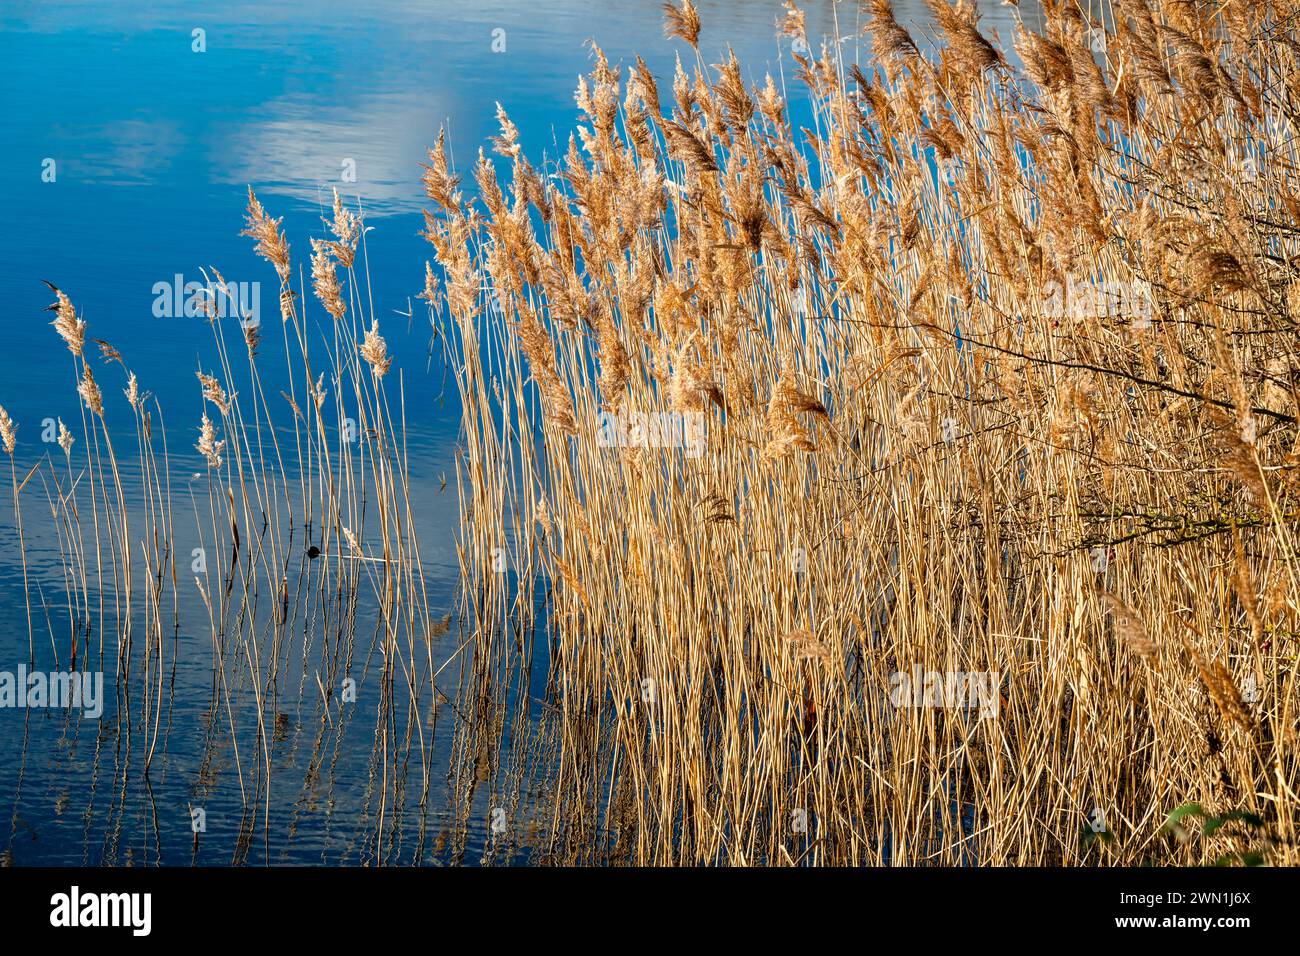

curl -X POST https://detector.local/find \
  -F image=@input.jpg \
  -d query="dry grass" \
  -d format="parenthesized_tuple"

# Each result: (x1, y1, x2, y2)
(430, 0, 1300, 865)
(5, 0, 1300, 868)
(5, 190, 446, 861)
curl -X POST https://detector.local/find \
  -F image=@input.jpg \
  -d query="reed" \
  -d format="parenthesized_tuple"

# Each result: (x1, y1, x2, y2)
(430, 0, 1300, 864)
(2, 184, 449, 862)
(4, 0, 1299, 868)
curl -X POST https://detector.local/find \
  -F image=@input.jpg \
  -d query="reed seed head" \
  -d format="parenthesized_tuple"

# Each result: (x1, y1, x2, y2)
(56, 419, 73, 455)
(78, 366, 104, 417)
(0, 405, 15, 456)
(662, 0, 701, 49)
(360, 320, 392, 378)
(47, 284, 86, 358)
(196, 411, 224, 469)
(310, 238, 348, 320)
(197, 371, 231, 416)
(241, 187, 292, 283)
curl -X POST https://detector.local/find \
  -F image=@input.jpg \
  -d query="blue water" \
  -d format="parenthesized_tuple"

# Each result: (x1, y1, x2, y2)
(0, 0, 1033, 865)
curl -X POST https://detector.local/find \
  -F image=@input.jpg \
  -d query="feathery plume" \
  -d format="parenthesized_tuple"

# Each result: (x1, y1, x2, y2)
(56, 419, 74, 455)
(196, 412, 224, 469)
(360, 320, 392, 378)
(45, 282, 86, 357)
(241, 187, 292, 283)
(662, 0, 701, 49)
(197, 371, 231, 416)
(327, 188, 361, 268)
(0, 406, 15, 456)
(78, 366, 104, 417)
(311, 238, 347, 320)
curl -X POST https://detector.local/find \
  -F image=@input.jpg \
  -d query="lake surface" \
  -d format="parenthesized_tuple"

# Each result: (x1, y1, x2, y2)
(0, 0, 1036, 865)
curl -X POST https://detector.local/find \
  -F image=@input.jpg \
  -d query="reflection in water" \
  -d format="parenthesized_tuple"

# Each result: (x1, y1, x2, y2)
(0, 0, 1038, 864)
(1, 0, 1037, 211)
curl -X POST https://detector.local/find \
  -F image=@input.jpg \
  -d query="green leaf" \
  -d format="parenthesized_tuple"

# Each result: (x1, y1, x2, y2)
(1202, 810, 1264, 836)
(1163, 803, 1205, 831)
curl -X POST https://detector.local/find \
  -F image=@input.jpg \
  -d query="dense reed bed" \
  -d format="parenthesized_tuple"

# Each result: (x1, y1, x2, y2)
(5, 0, 1300, 868)
(431, 0, 1300, 864)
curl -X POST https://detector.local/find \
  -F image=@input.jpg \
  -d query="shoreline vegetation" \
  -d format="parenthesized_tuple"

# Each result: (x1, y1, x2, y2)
(3, 0, 1300, 865)
(434, 0, 1300, 865)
